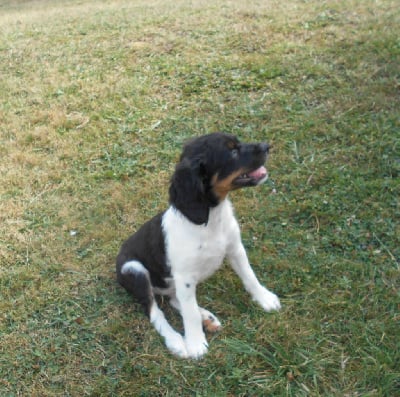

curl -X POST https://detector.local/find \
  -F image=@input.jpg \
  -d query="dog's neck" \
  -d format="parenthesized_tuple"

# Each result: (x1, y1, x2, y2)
(170, 197, 232, 228)
(201, 198, 232, 228)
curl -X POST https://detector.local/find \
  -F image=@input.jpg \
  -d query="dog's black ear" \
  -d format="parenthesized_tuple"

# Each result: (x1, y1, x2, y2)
(169, 157, 210, 225)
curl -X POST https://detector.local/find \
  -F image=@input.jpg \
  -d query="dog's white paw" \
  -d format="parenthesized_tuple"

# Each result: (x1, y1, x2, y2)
(254, 287, 281, 312)
(185, 337, 209, 359)
(200, 309, 222, 333)
(165, 333, 188, 358)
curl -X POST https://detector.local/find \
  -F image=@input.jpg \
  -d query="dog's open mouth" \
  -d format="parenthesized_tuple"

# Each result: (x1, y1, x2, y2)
(233, 166, 268, 187)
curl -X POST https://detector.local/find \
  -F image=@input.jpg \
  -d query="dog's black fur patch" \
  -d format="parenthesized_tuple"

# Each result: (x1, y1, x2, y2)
(117, 212, 169, 286)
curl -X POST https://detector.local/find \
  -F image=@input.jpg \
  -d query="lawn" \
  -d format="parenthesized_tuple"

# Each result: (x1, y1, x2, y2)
(0, 0, 399, 395)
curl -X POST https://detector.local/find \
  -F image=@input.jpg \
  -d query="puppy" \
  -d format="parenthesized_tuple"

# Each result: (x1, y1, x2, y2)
(116, 132, 281, 359)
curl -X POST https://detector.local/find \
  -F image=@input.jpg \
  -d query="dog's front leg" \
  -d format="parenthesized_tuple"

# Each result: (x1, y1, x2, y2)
(175, 278, 208, 359)
(228, 243, 281, 312)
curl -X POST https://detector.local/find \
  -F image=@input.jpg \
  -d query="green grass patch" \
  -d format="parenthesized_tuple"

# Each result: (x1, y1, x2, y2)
(0, 0, 399, 395)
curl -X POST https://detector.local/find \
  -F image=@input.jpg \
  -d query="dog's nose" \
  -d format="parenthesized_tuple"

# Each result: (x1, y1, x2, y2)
(257, 143, 270, 153)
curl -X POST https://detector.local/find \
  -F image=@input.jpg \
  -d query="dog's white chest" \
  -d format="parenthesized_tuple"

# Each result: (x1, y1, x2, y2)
(162, 200, 238, 282)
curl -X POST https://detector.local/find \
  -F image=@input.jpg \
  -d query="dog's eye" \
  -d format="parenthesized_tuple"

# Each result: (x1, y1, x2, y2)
(231, 148, 239, 158)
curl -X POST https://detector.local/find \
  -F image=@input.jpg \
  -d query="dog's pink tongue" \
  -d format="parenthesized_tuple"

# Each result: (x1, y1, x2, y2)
(248, 166, 267, 179)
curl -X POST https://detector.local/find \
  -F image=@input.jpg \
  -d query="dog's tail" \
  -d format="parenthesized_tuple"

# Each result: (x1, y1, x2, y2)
(116, 260, 153, 317)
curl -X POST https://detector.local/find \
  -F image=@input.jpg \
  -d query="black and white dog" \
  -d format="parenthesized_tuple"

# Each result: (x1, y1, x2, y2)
(116, 132, 281, 359)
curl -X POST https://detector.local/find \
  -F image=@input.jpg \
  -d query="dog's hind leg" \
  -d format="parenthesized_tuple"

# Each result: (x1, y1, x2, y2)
(169, 296, 222, 333)
(200, 308, 222, 333)
(149, 301, 188, 358)
(119, 261, 154, 316)
(119, 261, 188, 358)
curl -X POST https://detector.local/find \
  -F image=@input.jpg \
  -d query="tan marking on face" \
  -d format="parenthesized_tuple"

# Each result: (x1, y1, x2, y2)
(211, 169, 245, 201)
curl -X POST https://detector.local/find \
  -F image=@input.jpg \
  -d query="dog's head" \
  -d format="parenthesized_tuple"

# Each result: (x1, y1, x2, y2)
(169, 132, 270, 225)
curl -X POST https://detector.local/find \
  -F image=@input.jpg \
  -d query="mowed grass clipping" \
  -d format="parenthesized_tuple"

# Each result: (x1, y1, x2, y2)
(0, 0, 399, 395)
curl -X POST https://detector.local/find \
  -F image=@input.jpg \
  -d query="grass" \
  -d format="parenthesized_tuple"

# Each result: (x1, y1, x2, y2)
(0, 0, 399, 395)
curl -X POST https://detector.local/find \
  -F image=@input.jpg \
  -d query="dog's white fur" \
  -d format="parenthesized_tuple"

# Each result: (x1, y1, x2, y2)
(122, 198, 281, 359)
